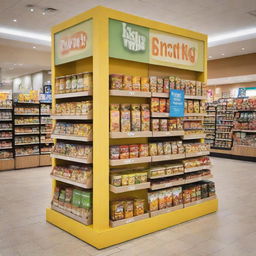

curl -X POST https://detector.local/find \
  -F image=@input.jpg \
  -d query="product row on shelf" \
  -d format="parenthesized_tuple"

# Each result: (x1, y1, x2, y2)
(49, 69, 214, 229)
(204, 97, 256, 152)
(0, 92, 53, 170)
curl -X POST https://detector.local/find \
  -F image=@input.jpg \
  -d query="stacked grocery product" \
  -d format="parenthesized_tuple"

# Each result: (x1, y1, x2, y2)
(0, 95, 14, 162)
(50, 71, 93, 225)
(14, 102, 40, 158)
(55, 72, 92, 94)
(204, 103, 216, 147)
(52, 185, 92, 225)
(109, 73, 212, 226)
(214, 98, 234, 149)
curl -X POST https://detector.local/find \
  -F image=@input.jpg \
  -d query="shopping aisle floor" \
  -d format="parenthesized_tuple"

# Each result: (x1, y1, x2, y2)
(0, 157, 255, 256)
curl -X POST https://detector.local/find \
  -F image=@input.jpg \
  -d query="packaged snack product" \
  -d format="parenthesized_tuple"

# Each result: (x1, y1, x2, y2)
(121, 104, 131, 132)
(148, 192, 158, 212)
(64, 188, 73, 212)
(123, 75, 132, 90)
(110, 146, 120, 160)
(124, 200, 134, 218)
(71, 74, 77, 93)
(134, 199, 145, 216)
(83, 72, 93, 91)
(59, 76, 66, 93)
(169, 76, 175, 90)
(160, 119, 168, 131)
(120, 145, 129, 159)
(187, 100, 194, 113)
(157, 142, 164, 155)
(128, 173, 135, 185)
(165, 189, 173, 207)
(122, 174, 129, 186)
(65, 75, 72, 93)
(149, 143, 157, 156)
(110, 74, 123, 90)
(163, 142, 172, 155)
(131, 104, 141, 131)
(80, 191, 92, 210)
(132, 76, 141, 91)
(163, 77, 170, 93)
(55, 77, 60, 94)
(151, 119, 160, 132)
(71, 189, 82, 216)
(194, 100, 200, 113)
(159, 98, 167, 113)
(196, 81, 202, 96)
(141, 104, 150, 131)
(183, 188, 191, 204)
(141, 77, 150, 92)
(111, 201, 124, 220)
(110, 104, 120, 132)
(53, 187, 60, 206)
(139, 144, 149, 157)
(157, 77, 164, 93)
(149, 76, 157, 92)
(175, 77, 181, 90)
(129, 144, 139, 158)
(172, 186, 182, 206)
(111, 174, 122, 187)
(151, 98, 159, 112)
(158, 191, 166, 209)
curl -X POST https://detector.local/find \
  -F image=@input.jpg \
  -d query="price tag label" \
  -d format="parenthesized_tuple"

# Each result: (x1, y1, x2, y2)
(128, 186, 135, 191)
(124, 159, 134, 164)
(125, 218, 134, 224)
(129, 91, 135, 96)
(128, 132, 135, 137)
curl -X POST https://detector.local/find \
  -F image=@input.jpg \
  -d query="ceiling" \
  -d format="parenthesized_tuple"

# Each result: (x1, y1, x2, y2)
(0, 0, 256, 79)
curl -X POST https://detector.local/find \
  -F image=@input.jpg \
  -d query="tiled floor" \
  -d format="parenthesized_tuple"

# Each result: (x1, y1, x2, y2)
(0, 157, 256, 256)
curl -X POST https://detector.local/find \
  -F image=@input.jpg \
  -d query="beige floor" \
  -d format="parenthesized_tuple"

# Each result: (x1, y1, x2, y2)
(0, 157, 255, 256)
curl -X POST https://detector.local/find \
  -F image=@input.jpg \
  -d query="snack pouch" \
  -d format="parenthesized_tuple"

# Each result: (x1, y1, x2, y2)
(141, 104, 150, 131)
(165, 189, 173, 207)
(141, 77, 150, 92)
(121, 104, 131, 132)
(110, 74, 123, 89)
(123, 75, 132, 90)
(148, 192, 158, 212)
(110, 104, 120, 132)
(132, 76, 141, 91)
(151, 98, 160, 112)
(124, 200, 134, 218)
(131, 104, 141, 131)
(157, 77, 164, 93)
(149, 76, 157, 92)
(158, 191, 167, 210)
(139, 144, 149, 157)
(134, 199, 145, 216)
(111, 174, 122, 187)
(120, 145, 129, 159)
(111, 201, 124, 221)
(71, 189, 81, 216)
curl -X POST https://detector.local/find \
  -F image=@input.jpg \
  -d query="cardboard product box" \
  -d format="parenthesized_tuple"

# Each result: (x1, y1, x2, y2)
(0, 158, 15, 171)
(15, 155, 39, 169)
(40, 154, 51, 166)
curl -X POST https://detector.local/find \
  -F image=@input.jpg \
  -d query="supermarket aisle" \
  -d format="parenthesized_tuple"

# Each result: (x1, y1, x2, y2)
(0, 158, 256, 256)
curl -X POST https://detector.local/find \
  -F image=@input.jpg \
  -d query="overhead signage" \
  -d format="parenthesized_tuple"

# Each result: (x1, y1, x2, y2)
(109, 19, 204, 72)
(169, 89, 184, 117)
(55, 19, 92, 65)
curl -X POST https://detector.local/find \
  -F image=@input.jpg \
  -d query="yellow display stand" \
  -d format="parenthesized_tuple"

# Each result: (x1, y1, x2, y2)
(46, 6, 218, 249)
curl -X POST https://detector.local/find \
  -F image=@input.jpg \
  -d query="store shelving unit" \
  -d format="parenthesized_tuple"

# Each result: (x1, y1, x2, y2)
(39, 101, 53, 166)
(0, 98, 15, 171)
(46, 6, 218, 249)
(14, 102, 40, 169)
(204, 103, 216, 147)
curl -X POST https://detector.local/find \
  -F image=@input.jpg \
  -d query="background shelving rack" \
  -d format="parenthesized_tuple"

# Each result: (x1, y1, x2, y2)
(46, 6, 218, 249)
(13, 101, 40, 169)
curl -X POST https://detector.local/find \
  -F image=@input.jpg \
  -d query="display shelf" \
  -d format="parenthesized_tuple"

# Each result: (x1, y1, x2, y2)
(50, 153, 92, 164)
(15, 142, 39, 146)
(233, 130, 256, 133)
(151, 112, 169, 118)
(150, 179, 184, 190)
(183, 134, 206, 140)
(185, 165, 212, 173)
(14, 113, 39, 116)
(215, 138, 232, 141)
(151, 153, 185, 162)
(0, 107, 12, 110)
(15, 132, 40, 135)
(15, 123, 40, 126)
(110, 156, 151, 166)
(236, 109, 256, 112)
(16, 153, 39, 157)
(41, 132, 52, 135)
(0, 147, 12, 150)
(216, 131, 232, 134)
(0, 119, 12, 121)
(51, 134, 93, 142)
(152, 130, 184, 137)
(41, 152, 51, 155)
(184, 119, 203, 122)
(185, 174, 213, 184)
(50, 175, 92, 189)
(184, 113, 206, 117)
(184, 195, 217, 208)
(40, 142, 54, 144)
(51, 205, 91, 225)
(204, 122, 215, 124)
(15, 102, 39, 104)
(110, 213, 149, 228)
(110, 182, 150, 193)
(151, 92, 169, 98)
(51, 115, 92, 120)
(0, 129, 12, 131)
(55, 91, 92, 99)
(185, 151, 210, 157)
(149, 171, 184, 179)
(0, 158, 15, 171)
(110, 90, 151, 98)
(110, 131, 152, 139)
(150, 205, 183, 217)
(0, 137, 12, 140)
(216, 124, 233, 127)
(184, 95, 207, 100)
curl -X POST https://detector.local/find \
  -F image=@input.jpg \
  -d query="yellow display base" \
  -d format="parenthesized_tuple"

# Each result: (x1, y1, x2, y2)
(46, 198, 218, 249)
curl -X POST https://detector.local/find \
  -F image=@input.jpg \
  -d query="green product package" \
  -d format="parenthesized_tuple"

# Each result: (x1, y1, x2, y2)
(59, 190, 66, 202)
(80, 191, 92, 209)
(72, 189, 82, 207)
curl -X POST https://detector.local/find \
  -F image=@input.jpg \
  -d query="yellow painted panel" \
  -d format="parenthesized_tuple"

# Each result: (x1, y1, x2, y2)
(46, 198, 218, 249)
